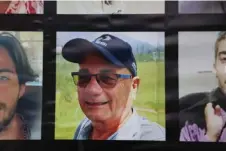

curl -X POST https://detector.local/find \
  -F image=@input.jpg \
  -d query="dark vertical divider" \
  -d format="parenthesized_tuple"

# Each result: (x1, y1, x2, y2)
(165, 0, 179, 142)
(41, 1, 57, 140)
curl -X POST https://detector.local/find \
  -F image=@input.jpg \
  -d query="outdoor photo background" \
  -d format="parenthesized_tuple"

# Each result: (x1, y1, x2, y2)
(55, 32, 165, 139)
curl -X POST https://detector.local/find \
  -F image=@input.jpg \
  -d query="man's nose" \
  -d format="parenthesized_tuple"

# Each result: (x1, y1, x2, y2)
(85, 76, 103, 94)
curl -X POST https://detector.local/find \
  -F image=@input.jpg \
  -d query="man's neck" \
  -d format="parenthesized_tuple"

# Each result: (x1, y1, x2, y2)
(217, 87, 226, 98)
(0, 114, 24, 140)
(90, 109, 133, 140)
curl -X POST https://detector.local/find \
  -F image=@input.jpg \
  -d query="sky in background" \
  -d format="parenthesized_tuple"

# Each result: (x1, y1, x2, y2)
(57, 32, 164, 48)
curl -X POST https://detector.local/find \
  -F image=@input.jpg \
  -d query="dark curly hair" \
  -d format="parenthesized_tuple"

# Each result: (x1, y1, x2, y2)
(0, 32, 38, 84)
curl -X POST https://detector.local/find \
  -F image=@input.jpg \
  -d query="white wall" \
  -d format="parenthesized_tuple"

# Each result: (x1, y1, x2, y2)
(20, 32, 43, 83)
(179, 32, 219, 97)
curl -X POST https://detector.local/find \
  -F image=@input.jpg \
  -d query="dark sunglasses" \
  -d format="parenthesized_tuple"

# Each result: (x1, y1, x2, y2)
(71, 72, 132, 88)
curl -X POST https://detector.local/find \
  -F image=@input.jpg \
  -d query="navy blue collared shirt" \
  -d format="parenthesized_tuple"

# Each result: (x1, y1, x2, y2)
(73, 108, 165, 140)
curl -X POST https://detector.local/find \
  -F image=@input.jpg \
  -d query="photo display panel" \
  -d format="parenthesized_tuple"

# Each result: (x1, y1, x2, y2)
(0, 0, 226, 150)
(0, 31, 43, 140)
(0, 0, 43, 14)
(55, 31, 166, 141)
(179, 1, 226, 14)
(0, 0, 45, 143)
(179, 31, 226, 142)
(57, 1, 165, 14)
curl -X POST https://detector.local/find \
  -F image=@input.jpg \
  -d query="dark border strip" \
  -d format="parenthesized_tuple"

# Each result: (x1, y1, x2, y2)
(41, 0, 56, 140)
(165, 0, 179, 142)
(54, 14, 165, 31)
(168, 14, 226, 31)
(165, 30, 179, 142)
(0, 15, 43, 31)
(165, 0, 178, 15)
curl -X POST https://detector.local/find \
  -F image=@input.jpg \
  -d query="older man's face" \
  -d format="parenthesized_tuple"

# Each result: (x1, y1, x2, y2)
(77, 53, 139, 122)
(215, 39, 226, 95)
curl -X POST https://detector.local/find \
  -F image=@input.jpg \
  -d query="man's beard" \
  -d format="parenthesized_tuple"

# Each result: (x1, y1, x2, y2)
(0, 90, 20, 133)
(0, 102, 17, 133)
(219, 80, 226, 96)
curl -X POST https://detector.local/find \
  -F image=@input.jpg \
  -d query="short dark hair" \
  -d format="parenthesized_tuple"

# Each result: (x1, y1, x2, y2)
(0, 32, 38, 85)
(215, 31, 226, 61)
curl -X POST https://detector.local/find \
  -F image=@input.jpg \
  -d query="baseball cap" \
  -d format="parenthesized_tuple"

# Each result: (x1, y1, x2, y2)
(62, 34, 137, 77)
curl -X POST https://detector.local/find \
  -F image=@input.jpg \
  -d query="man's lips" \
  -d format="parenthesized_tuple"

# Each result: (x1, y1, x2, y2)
(85, 101, 109, 106)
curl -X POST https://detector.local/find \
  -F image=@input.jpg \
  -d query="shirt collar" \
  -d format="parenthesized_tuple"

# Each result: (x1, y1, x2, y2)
(17, 113, 31, 140)
(78, 108, 141, 140)
(113, 108, 140, 140)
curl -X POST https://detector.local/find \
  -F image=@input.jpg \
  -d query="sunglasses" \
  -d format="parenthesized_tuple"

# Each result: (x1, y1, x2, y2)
(71, 72, 132, 88)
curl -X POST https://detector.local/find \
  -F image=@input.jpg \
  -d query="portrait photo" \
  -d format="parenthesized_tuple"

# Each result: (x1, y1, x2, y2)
(55, 32, 165, 140)
(57, 0, 164, 14)
(0, 31, 43, 139)
(179, 32, 226, 142)
(179, 1, 226, 14)
(0, 0, 43, 14)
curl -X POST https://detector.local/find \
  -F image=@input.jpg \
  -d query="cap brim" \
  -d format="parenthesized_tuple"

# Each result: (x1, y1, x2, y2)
(62, 38, 124, 67)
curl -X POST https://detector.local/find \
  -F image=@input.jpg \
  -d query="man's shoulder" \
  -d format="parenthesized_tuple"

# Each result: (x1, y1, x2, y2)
(179, 92, 208, 111)
(76, 117, 91, 131)
(179, 91, 212, 129)
(138, 116, 165, 141)
(73, 117, 91, 139)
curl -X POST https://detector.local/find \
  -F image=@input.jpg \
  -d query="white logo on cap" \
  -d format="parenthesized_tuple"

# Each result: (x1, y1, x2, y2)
(94, 35, 112, 47)
(132, 62, 136, 71)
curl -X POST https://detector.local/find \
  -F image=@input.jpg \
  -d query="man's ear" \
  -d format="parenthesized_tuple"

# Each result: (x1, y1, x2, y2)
(18, 84, 26, 99)
(213, 63, 217, 77)
(130, 77, 140, 101)
(132, 76, 140, 89)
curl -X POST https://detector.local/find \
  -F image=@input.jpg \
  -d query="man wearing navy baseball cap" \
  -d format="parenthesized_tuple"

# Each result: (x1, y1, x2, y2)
(62, 34, 165, 140)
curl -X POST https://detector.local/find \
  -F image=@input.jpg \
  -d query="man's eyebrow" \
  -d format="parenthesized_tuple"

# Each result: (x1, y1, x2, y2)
(78, 69, 89, 73)
(100, 69, 114, 73)
(0, 68, 14, 73)
(219, 51, 226, 56)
